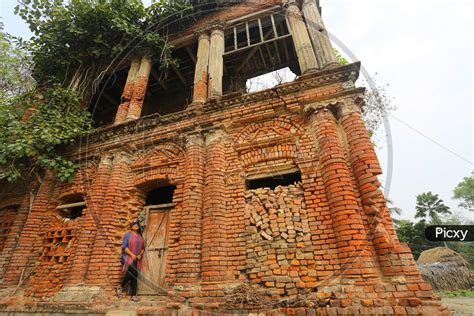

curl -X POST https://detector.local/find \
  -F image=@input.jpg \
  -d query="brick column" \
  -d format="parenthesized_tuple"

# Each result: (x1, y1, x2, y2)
(202, 130, 229, 282)
(0, 195, 30, 280)
(301, 0, 338, 69)
(126, 55, 152, 120)
(114, 57, 140, 124)
(86, 151, 131, 287)
(337, 98, 400, 274)
(65, 155, 113, 285)
(3, 171, 57, 285)
(208, 25, 224, 97)
(176, 134, 204, 282)
(192, 32, 210, 104)
(285, 0, 319, 74)
(306, 105, 377, 277)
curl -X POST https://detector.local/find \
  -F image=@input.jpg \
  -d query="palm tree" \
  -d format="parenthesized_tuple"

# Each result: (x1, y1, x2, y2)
(415, 192, 451, 225)
(386, 198, 402, 225)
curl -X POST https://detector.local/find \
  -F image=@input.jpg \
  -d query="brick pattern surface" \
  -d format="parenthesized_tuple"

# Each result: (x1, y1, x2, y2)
(0, 63, 449, 314)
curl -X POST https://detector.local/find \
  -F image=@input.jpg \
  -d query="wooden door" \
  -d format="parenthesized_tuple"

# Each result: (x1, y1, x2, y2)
(138, 205, 170, 295)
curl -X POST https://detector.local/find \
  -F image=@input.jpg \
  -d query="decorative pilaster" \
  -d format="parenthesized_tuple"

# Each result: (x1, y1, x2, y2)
(285, 0, 319, 73)
(305, 104, 377, 277)
(176, 134, 204, 282)
(208, 24, 225, 97)
(302, 0, 338, 69)
(3, 171, 57, 285)
(337, 97, 401, 275)
(202, 130, 228, 282)
(114, 57, 140, 124)
(65, 155, 113, 285)
(85, 151, 131, 286)
(126, 55, 152, 120)
(192, 32, 210, 104)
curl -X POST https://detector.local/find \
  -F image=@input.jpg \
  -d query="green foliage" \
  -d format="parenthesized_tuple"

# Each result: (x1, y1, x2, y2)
(0, 86, 92, 182)
(395, 219, 435, 259)
(334, 48, 349, 65)
(439, 289, 474, 298)
(0, 20, 34, 98)
(453, 172, 474, 211)
(15, 0, 192, 86)
(415, 191, 451, 225)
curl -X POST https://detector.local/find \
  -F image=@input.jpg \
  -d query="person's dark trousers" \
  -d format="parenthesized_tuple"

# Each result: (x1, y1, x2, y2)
(121, 260, 138, 296)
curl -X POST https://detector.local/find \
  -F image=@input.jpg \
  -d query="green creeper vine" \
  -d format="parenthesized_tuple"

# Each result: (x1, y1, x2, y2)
(0, 86, 92, 182)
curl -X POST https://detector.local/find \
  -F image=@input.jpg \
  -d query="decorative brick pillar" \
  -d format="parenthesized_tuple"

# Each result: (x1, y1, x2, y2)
(301, 0, 338, 69)
(337, 97, 401, 275)
(176, 134, 204, 283)
(202, 130, 229, 282)
(114, 57, 140, 124)
(192, 32, 210, 104)
(3, 171, 57, 285)
(285, 0, 319, 74)
(65, 155, 113, 285)
(0, 195, 30, 280)
(126, 56, 152, 121)
(208, 24, 224, 97)
(86, 151, 131, 287)
(306, 105, 377, 277)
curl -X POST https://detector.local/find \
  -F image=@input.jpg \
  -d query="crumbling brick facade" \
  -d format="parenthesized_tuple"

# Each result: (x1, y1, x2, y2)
(0, 1, 451, 315)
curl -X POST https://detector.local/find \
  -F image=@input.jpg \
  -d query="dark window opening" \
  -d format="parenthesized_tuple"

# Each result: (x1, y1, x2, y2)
(246, 171, 302, 190)
(88, 67, 128, 128)
(66, 206, 84, 219)
(248, 20, 261, 45)
(145, 185, 176, 205)
(141, 45, 196, 117)
(236, 24, 247, 49)
(223, 13, 300, 95)
(58, 195, 85, 220)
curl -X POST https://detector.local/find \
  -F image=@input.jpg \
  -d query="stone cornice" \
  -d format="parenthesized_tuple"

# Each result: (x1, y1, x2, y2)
(303, 88, 365, 118)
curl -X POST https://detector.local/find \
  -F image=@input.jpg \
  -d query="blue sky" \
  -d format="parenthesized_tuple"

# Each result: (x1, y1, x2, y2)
(1, 0, 472, 222)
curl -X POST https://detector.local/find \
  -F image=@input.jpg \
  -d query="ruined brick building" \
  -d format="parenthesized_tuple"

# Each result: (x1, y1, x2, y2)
(0, 0, 451, 314)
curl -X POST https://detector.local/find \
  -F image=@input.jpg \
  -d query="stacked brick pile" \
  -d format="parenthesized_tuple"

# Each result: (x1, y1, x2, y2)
(244, 182, 317, 299)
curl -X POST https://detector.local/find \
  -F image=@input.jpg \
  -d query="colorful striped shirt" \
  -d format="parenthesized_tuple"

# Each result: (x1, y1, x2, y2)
(121, 232, 145, 272)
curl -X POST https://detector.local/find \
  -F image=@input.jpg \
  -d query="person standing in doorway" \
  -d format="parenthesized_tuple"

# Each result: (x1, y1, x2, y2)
(116, 221, 145, 301)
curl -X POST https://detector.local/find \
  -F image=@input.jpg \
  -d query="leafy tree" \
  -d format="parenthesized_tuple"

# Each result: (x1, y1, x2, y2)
(15, 0, 192, 99)
(334, 48, 349, 65)
(0, 86, 92, 182)
(395, 219, 436, 259)
(415, 192, 451, 225)
(453, 172, 474, 211)
(0, 20, 34, 98)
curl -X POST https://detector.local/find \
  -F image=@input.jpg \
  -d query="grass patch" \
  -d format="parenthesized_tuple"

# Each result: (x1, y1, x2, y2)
(439, 289, 474, 298)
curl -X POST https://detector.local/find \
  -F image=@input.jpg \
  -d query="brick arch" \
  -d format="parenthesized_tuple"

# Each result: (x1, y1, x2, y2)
(132, 142, 185, 169)
(235, 117, 303, 145)
(240, 144, 298, 168)
(132, 142, 185, 189)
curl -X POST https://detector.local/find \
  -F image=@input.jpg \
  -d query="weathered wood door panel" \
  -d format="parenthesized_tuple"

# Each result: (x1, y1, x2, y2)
(138, 206, 170, 295)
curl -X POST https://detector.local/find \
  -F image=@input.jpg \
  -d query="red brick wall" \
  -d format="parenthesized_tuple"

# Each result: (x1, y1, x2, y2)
(0, 64, 447, 314)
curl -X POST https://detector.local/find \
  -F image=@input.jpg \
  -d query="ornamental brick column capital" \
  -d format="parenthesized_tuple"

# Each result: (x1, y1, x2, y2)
(205, 129, 227, 146)
(337, 95, 364, 118)
(185, 133, 205, 148)
(194, 29, 210, 40)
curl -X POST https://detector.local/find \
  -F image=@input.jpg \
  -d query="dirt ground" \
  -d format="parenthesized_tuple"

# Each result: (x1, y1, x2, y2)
(442, 297, 474, 315)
